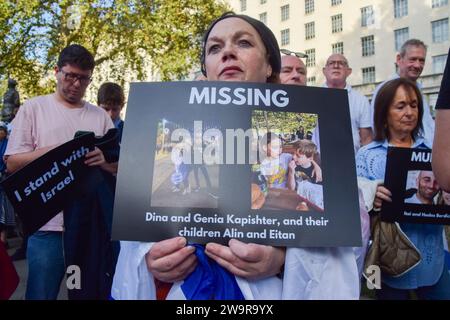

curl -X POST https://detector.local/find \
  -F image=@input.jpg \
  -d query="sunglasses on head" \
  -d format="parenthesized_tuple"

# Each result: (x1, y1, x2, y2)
(280, 49, 308, 59)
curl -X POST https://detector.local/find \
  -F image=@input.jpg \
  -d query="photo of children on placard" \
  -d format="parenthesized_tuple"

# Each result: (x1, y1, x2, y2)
(251, 111, 324, 212)
(150, 119, 219, 208)
(404, 170, 442, 206)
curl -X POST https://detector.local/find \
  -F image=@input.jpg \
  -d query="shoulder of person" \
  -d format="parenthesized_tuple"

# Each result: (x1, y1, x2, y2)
(415, 137, 432, 150)
(371, 79, 392, 98)
(349, 87, 369, 103)
(21, 94, 53, 109)
(85, 102, 110, 116)
(356, 140, 384, 157)
(85, 101, 103, 111)
(14, 94, 53, 118)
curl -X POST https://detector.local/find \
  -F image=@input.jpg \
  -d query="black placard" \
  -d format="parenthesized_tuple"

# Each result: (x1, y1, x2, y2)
(1, 133, 96, 235)
(383, 147, 450, 224)
(112, 81, 362, 246)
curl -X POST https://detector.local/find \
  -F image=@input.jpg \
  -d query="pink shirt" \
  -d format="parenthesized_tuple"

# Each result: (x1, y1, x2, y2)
(5, 93, 114, 231)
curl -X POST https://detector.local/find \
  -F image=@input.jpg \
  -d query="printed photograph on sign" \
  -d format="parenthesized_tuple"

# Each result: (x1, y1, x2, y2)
(112, 82, 363, 247)
(250, 111, 324, 212)
(404, 170, 443, 206)
(150, 118, 220, 208)
(383, 147, 450, 225)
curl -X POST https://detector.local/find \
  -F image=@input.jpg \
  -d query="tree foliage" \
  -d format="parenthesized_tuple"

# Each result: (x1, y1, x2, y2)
(0, 0, 229, 99)
(252, 111, 318, 137)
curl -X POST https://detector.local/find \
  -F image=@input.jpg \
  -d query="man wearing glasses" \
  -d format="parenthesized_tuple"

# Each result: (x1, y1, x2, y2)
(321, 53, 373, 153)
(280, 49, 307, 86)
(5, 44, 116, 299)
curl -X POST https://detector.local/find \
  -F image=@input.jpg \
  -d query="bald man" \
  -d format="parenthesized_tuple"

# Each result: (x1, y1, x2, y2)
(405, 171, 440, 205)
(280, 55, 307, 86)
(321, 53, 373, 153)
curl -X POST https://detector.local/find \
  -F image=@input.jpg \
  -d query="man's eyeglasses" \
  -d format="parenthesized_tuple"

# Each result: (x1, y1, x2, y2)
(280, 49, 308, 59)
(325, 60, 348, 68)
(59, 69, 92, 85)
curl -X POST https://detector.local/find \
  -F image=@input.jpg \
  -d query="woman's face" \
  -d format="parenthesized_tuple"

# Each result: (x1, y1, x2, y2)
(387, 85, 419, 139)
(204, 17, 272, 83)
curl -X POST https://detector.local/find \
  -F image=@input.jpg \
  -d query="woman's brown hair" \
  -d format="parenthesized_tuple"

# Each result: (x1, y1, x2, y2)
(373, 78, 423, 141)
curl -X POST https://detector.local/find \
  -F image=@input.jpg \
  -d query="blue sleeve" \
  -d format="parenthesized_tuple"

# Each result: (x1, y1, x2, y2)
(355, 147, 369, 178)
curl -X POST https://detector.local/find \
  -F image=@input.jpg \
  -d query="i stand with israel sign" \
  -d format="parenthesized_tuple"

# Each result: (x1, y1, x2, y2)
(1, 133, 96, 235)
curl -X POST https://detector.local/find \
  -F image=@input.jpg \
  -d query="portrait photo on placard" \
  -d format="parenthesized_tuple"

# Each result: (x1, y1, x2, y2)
(383, 147, 450, 224)
(404, 170, 440, 206)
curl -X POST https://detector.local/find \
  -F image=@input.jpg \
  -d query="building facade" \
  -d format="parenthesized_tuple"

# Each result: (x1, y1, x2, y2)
(226, 0, 449, 115)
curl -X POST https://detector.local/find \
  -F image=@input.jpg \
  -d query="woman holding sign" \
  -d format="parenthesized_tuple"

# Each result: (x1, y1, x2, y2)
(356, 78, 450, 299)
(112, 12, 361, 300)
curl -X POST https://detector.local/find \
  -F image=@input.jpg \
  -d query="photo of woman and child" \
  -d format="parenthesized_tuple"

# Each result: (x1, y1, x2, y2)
(251, 111, 324, 212)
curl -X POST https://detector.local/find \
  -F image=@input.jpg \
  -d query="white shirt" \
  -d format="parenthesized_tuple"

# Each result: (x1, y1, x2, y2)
(111, 241, 361, 300)
(313, 84, 372, 154)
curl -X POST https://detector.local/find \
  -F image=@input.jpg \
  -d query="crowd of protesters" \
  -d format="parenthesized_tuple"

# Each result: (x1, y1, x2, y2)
(0, 11, 449, 300)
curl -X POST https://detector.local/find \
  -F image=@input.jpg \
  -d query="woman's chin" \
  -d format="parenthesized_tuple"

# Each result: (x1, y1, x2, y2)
(219, 74, 245, 82)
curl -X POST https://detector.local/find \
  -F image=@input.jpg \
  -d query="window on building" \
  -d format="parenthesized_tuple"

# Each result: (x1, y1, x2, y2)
(305, 49, 316, 67)
(433, 54, 448, 73)
(305, 22, 315, 40)
(331, 0, 342, 5)
(394, 0, 408, 18)
(361, 35, 375, 56)
(240, 0, 247, 12)
(259, 12, 267, 24)
(332, 42, 344, 54)
(281, 29, 290, 46)
(307, 76, 316, 86)
(361, 6, 375, 27)
(362, 67, 376, 83)
(432, 0, 448, 8)
(305, 0, 314, 14)
(281, 5, 290, 21)
(394, 27, 409, 51)
(260, 0, 267, 4)
(332, 14, 343, 33)
(432, 18, 449, 43)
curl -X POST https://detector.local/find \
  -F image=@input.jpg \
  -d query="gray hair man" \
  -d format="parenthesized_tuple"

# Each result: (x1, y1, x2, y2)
(370, 39, 435, 144)
(323, 54, 372, 152)
(312, 54, 373, 154)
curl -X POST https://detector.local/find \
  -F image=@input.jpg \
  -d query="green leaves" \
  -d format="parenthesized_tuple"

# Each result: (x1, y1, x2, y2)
(0, 0, 228, 99)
